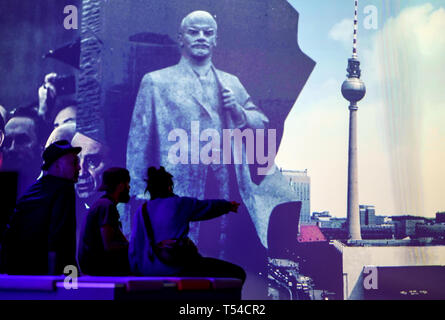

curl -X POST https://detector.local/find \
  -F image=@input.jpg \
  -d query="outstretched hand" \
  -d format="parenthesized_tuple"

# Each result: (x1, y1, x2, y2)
(229, 201, 241, 213)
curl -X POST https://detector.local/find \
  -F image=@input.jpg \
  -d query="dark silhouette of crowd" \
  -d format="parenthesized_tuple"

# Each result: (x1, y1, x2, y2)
(0, 135, 245, 283)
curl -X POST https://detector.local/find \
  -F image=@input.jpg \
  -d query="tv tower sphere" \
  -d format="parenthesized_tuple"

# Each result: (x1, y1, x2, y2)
(342, 76, 366, 104)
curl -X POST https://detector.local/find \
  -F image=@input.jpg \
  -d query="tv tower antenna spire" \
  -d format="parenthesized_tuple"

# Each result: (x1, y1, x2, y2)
(352, 0, 359, 59)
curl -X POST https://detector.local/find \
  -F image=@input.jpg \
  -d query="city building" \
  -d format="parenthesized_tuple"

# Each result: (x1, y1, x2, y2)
(359, 205, 376, 226)
(360, 225, 395, 240)
(374, 215, 388, 225)
(436, 212, 445, 224)
(331, 239, 445, 299)
(416, 224, 445, 239)
(281, 169, 311, 224)
(311, 207, 395, 240)
(391, 215, 428, 239)
(312, 211, 331, 222)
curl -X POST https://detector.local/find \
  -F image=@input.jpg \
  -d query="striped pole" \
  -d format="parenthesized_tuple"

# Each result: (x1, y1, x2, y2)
(353, 0, 359, 58)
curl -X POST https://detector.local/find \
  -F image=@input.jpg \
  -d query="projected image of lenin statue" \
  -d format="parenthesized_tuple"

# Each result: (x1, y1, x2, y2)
(126, 10, 303, 294)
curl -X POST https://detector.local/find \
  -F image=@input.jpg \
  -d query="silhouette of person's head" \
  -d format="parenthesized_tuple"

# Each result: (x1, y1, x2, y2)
(42, 139, 81, 183)
(144, 166, 174, 200)
(99, 167, 131, 203)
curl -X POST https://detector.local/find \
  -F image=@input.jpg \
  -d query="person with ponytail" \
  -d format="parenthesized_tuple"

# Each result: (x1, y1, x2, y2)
(129, 166, 246, 283)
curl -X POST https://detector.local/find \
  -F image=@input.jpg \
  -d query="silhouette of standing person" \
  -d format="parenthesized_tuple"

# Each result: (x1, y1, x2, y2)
(1, 140, 81, 275)
(129, 166, 246, 283)
(78, 167, 131, 276)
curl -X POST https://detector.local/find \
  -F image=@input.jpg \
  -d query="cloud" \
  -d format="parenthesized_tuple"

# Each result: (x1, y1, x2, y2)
(369, 3, 445, 217)
(328, 18, 353, 47)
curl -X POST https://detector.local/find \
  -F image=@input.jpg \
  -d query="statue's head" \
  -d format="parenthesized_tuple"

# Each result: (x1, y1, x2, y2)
(178, 10, 217, 62)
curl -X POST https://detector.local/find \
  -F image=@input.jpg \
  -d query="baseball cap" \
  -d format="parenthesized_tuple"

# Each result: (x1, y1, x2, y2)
(41, 139, 81, 170)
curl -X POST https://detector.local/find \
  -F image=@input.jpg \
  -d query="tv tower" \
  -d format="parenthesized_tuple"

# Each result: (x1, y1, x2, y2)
(341, 0, 366, 240)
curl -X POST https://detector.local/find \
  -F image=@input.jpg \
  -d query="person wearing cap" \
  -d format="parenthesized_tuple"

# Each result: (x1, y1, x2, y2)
(1, 140, 81, 275)
(78, 167, 130, 276)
